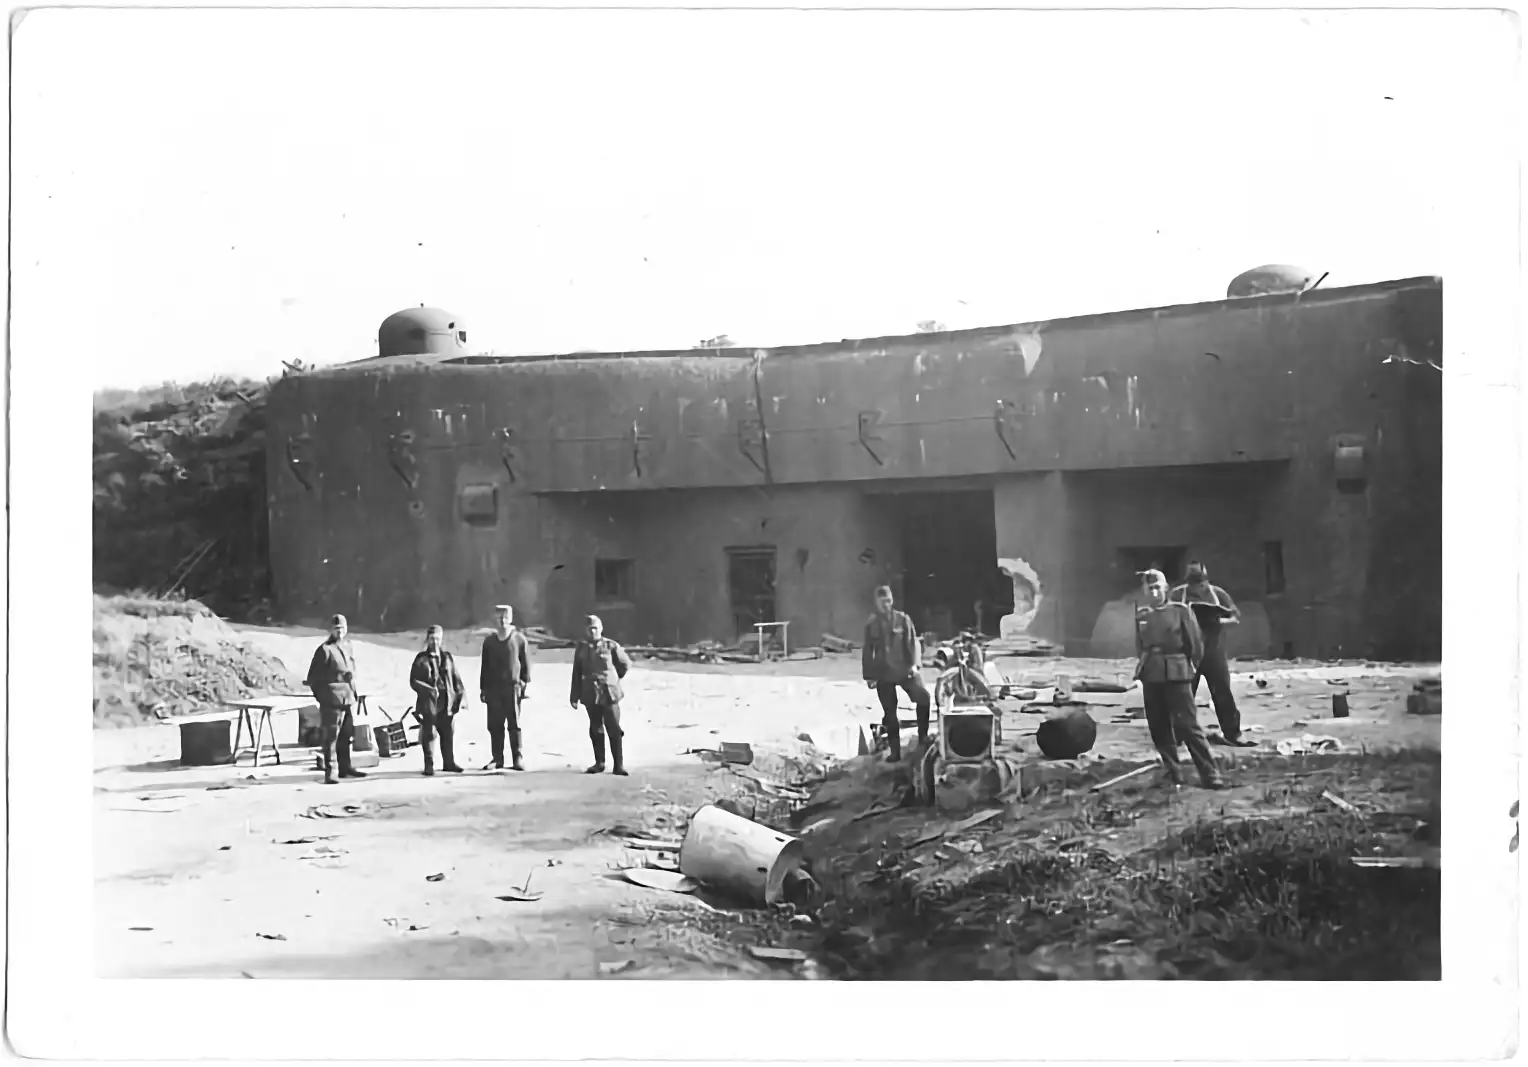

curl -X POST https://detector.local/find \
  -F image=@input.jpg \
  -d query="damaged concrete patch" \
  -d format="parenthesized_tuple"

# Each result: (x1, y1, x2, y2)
(1009, 327, 1044, 376)
(997, 557, 1043, 637)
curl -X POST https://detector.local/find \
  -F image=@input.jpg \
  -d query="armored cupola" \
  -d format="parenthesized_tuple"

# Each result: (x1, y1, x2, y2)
(378, 307, 469, 358)
(1227, 264, 1317, 299)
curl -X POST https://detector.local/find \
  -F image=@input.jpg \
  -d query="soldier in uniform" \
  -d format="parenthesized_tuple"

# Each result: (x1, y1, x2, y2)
(569, 614, 632, 776)
(1169, 561, 1254, 747)
(480, 604, 532, 770)
(1135, 570, 1226, 789)
(304, 613, 367, 785)
(410, 624, 465, 776)
(862, 585, 932, 762)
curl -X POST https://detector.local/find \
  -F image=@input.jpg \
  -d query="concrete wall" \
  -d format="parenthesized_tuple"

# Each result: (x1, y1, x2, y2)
(266, 277, 1441, 659)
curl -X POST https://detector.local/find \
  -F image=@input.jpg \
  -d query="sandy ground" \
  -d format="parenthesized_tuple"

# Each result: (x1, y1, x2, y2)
(94, 627, 1439, 978)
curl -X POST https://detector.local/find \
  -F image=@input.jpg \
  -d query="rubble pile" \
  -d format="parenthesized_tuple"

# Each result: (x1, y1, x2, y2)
(781, 745, 1442, 980)
(93, 378, 274, 619)
(93, 593, 298, 727)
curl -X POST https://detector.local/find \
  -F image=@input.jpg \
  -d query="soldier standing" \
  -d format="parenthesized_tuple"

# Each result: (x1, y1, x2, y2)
(480, 604, 532, 770)
(304, 613, 367, 785)
(862, 585, 932, 762)
(410, 624, 465, 776)
(1169, 561, 1255, 747)
(569, 615, 631, 776)
(1135, 570, 1226, 789)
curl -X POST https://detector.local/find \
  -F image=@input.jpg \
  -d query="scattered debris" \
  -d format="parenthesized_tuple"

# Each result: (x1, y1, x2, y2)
(274, 835, 337, 845)
(1352, 856, 1435, 869)
(820, 633, 857, 654)
(425, 872, 447, 882)
(622, 868, 699, 894)
(301, 803, 377, 820)
(1276, 734, 1344, 756)
(851, 801, 902, 823)
(256, 932, 287, 941)
(383, 918, 431, 932)
(623, 837, 683, 852)
(298, 844, 348, 860)
(720, 742, 755, 765)
(599, 960, 637, 976)
(1091, 762, 1158, 793)
(497, 866, 544, 902)
(908, 808, 1005, 848)
(748, 946, 808, 963)
(128, 926, 154, 932)
(1321, 790, 1362, 815)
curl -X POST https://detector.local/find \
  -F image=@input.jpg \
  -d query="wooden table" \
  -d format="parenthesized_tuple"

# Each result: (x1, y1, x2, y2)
(753, 621, 790, 661)
(223, 695, 319, 768)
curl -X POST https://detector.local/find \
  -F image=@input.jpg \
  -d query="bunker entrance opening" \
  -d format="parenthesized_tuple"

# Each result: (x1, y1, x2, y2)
(725, 545, 778, 639)
(877, 488, 1005, 640)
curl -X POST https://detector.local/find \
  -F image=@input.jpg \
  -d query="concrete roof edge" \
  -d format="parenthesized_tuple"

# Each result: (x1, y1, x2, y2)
(293, 275, 1441, 379)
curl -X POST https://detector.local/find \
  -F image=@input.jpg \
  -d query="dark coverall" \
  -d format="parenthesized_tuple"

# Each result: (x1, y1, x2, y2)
(481, 630, 532, 769)
(863, 609, 932, 760)
(305, 639, 358, 782)
(570, 637, 631, 772)
(1135, 601, 1222, 786)
(410, 649, 464, 773)
(1169, 581, 1245, 742)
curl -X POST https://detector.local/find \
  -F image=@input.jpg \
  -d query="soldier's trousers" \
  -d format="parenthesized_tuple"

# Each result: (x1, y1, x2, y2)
(584, 700, 623, 769)
(1192, 637, 1243, 741)
(319, 704, 355, 779)
(1143, 682, 1221, 785)
(417, 709, 457, 770)
(876, 674, 932, 758)
(485, 691, 522, 768)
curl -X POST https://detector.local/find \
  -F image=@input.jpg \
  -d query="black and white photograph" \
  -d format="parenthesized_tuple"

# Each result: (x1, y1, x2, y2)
(5, 1, 1518, 1060)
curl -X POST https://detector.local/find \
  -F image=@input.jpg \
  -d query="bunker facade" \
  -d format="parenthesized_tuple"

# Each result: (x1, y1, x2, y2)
(265, 276, 1442, 660)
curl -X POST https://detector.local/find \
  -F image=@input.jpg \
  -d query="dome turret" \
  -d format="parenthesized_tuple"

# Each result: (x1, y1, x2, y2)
(378, 307, 469, 358)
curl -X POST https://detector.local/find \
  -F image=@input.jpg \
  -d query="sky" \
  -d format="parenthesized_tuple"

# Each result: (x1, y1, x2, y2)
(8, 6, 1508, 389)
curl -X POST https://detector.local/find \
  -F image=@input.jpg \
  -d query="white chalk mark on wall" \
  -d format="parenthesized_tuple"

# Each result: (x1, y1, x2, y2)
(997, 556, 1043, 637)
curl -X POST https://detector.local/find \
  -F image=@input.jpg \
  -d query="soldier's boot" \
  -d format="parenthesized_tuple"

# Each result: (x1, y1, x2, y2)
(422, 740, 435, 777)
(609, 727, 628, 777)
(586, 731, 606, 774)
(509, 729, 525, 771)
(337, 742, 363, 776)
(441, 730, 463, 773)
(916, 706, 931, 748)
(338, 737, 367, 779)
(321, 745, 337, 785)
(886, 723, 902, 763)
(490, 729, 506, 770)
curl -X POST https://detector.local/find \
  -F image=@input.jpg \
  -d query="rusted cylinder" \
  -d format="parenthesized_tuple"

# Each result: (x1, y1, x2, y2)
(678, 804, 805, 906)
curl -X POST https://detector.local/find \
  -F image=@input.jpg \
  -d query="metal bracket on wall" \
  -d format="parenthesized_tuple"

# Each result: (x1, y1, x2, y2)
(857, 410, 886, 466)
(631, 421, 647, 480)
(387, 429, 420, 489)
(496, 427, 519, 484)
(738, 419, 767, 475)
(285, 434, 316, 491)
(994, 400, 1023, 460)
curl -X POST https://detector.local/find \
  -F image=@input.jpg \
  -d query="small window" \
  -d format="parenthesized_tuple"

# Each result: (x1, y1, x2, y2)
(459, 483, 498, 525)
(594, 558, 636, 603)
(1263, 540, 1286, 595)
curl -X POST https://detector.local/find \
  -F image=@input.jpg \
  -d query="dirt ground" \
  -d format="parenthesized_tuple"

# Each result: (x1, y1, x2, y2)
(94, 626, 1440, 979)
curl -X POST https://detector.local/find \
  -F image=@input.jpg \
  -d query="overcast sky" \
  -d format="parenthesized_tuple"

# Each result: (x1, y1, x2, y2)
(10, 7, 1506, 389)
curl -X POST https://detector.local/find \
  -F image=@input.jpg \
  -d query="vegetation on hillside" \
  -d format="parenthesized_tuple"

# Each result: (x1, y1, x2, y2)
(93, 377, 275, 620)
